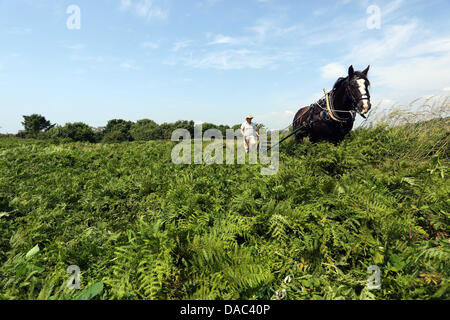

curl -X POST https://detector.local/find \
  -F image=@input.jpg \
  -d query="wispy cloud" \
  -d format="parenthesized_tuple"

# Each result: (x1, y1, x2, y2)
(207, 34, 240, 45)
(347, 22, 418, 64)
(141, 41, 159, 49)
(119, 0, 169, 21)
(4, 27, 32, 35)
(244, 19, 302, 43)
(63, 43, 85, 50)
(196, 0, 222, 8)
(120, 60, 139, 70)
(166, 18, 305, 70)
(255, 110, 296, 130)
(399, 37, 450, 58)
(321, 62, 347, 79)
(371, 53, 450, 95)
(69, 55, 108, 63)
(334, 19, 450, 102)
(172, 40, 193, 52)
(183, 49, 295, 70)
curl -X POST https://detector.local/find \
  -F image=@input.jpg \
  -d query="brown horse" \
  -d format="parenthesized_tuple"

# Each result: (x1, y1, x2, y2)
(293, 65, 371, 143)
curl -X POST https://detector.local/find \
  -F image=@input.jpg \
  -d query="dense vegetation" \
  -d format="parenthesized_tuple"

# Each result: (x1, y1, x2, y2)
(0, 117, 448, 300)
(16, 114, 259, 143)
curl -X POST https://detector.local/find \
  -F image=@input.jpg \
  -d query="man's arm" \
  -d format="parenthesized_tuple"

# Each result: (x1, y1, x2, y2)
(254, 124, 260, 137)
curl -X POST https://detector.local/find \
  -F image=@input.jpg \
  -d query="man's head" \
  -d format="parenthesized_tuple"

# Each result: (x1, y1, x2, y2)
(246, 115, 253, 124)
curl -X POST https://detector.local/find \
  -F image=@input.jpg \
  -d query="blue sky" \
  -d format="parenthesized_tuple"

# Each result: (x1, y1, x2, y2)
(1, 0, 449, 133)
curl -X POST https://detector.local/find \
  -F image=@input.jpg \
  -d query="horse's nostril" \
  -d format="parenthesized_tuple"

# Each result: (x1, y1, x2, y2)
(363, 105, 370, 114)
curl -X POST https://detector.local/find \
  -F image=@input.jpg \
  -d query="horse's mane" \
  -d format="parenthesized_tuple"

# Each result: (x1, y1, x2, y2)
(333, 77, 346, 90)
(332, 71, 371, 91)
(354, 71, 371, 86)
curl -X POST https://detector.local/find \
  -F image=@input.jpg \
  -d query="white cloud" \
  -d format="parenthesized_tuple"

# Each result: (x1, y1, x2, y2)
(383, 0, 404, 15)
(141, 41, 159, 49)
(313, 9, 326, 16)
(255, 110, 297, 130)
(184, 49, 294, 70)
(69, 54, 110, 63)
(5, 27, 32, 35)
(320, 62, 347, 79)
(120, 0, 132, 10)
(165, 18, 305, 71)
(197, 0, 222, 7)
(400, 37, 450, 58)
(336, 18, 450, 102)
(172, 40, 192, 52)
(119, 0, 169, 21)
(208, 34, 239, 45)
(73, 68, 87, 75)
(167, 19, 304, 71)
(120, 60, 139, 70)
(348, 22, 418, 65)
(372, 53, 450, 95)
(64, 43, 85, 50)
(244, 19, 301, 43)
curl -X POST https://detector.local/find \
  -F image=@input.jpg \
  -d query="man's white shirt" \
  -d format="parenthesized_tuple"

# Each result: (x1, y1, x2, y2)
(241, 122, 257, 138)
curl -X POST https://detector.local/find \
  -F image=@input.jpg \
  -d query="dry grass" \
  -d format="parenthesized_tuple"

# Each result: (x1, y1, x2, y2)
(360, 96, 450, 161)
(362, 95, 450, 128)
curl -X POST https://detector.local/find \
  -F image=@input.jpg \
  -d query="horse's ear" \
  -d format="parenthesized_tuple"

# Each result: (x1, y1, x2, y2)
(362, 65, 370, 76)
(348, 65, 355, 77)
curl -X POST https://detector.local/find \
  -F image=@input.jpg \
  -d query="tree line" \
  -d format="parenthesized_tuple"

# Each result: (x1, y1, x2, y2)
(13, 114, 265, 143)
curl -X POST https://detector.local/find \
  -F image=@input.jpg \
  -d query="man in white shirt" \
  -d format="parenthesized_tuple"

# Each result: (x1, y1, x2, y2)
(240, 115, 260, 153)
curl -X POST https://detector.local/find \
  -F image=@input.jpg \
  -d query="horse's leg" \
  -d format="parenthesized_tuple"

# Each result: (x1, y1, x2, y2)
(295, 132, 306, 143)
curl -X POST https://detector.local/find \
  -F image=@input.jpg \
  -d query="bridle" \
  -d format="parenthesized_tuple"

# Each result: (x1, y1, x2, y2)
(322, 77, 371, 122)
(346, 78, 371, 118)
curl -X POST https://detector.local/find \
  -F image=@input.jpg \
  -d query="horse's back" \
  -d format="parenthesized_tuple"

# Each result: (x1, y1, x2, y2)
(292, 106, 311, 142)
(293, 106, 310, 129)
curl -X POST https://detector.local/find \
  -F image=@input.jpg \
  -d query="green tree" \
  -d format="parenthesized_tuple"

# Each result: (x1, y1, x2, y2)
(130, 119, 159, 141)
(22, 114, 55, 137)
(156, 120, 195, 140)
(64, 122, 95, 142)
(102, 130, 130, 143)
(103, 119, 134, 142)
(45, 122, 95, 142)
(232, 124, 242, 131)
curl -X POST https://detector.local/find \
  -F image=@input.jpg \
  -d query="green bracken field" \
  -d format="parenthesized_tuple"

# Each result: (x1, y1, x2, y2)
(0, 117, 449, 300)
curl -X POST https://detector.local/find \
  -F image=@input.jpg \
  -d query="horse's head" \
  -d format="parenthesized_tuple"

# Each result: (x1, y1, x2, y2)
(346, 65, 371, 115)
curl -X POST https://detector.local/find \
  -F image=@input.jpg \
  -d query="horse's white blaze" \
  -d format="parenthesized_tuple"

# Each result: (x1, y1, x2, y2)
(356, 79, 370, 112)
(356, 79, 367, 95)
